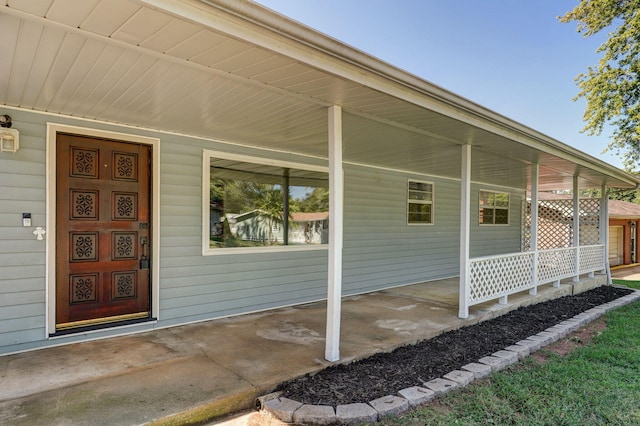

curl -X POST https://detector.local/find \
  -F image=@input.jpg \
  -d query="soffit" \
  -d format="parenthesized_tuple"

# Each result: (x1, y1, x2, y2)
(1, 0, 638, 191)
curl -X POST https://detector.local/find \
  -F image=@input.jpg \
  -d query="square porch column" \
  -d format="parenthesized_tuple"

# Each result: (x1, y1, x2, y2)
(601, 183, 611, 283)
(530, 163, 541, 294)
(573, 176, 580, 282)
(459, 144, 471, 319)
(326, 105, 344, 362)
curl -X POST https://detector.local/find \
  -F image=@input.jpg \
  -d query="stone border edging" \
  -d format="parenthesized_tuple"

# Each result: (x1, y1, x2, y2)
(258, 289, 640, 425)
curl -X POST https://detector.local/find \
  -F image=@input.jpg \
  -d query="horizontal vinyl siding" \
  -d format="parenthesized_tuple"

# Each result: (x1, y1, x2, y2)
(470, 186, 525, 257)
(342, 165, 460, 294)
(0, 110, 331, 354)
(0, 108, 528, 355)
(0, 111, 47, 351)
(157, 136, 329, 327)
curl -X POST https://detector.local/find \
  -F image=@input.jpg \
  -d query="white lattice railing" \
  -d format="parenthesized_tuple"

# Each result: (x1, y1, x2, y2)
(537, 247, 577, 284)
(469, 252, 534, 305)
(465, 245, 605, 312)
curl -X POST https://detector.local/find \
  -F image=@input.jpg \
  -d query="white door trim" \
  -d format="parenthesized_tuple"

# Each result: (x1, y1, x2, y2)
(45, 123, 161, 336)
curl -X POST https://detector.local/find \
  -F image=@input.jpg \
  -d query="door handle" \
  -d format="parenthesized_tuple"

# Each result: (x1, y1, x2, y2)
(140, 236, 150, 269)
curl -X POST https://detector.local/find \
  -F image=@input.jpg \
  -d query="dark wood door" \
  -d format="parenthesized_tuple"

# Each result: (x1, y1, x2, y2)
(56, 134, 151, 330)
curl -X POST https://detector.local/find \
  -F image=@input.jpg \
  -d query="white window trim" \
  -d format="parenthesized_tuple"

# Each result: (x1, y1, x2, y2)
(407, 179, 434, 225)
(479, 189, 510, 226)
(202, 149, 329, 255)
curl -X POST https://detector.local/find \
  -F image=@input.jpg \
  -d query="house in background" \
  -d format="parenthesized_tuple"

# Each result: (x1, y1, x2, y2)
(290, 212, 329, 245)
(1, 0, 639, 361)
(608, 200, 640, 266)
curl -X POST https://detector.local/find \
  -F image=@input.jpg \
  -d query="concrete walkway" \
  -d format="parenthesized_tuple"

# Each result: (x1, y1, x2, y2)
(0, 275, 606, 425)
(611, 264, 640, 281)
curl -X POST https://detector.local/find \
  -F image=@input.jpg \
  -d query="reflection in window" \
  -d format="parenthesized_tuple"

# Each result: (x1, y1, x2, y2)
(209, 158, 329, 249)
(479, 190, 509, 225)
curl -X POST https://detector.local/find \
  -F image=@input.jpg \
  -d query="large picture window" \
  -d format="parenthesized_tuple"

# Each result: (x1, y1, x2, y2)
(203, 151, 329, 253)
(407, 180, 434, 224)
(479, 190, 509, 225)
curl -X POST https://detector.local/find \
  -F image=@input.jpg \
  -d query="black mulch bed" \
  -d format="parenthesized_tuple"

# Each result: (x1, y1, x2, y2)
(276, 286, 632, 406)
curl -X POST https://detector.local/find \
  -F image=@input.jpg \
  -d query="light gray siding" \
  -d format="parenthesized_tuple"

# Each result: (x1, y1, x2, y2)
(469, 186, 525, 257)
(0, 111, 48, 353)
(342, 166, 462, 294)
(0, 108, 525, 355)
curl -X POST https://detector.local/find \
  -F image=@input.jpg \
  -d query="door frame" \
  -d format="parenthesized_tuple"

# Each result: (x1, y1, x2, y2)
(46, 123, 160, 337)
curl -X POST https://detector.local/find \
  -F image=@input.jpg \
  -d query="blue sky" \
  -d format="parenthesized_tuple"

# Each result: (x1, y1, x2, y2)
(255, 0, 624, 169)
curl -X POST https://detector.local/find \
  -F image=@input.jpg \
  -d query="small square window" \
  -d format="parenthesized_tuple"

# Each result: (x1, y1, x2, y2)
(408, 180, 433, 224)
(479, 190, 509, 225)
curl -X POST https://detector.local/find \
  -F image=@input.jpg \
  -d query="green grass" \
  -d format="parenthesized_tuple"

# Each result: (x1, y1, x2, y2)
(371, 282, 640, 426)
(612, 279, 640, 290)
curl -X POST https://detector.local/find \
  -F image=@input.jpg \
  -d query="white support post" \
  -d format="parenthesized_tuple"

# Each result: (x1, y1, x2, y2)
(601, 184, 612, 283)
(459, 144, 471, 319)
(530, 164, 540, 294)
(573, 176, 580, 282)
(325, 105, 343, 362)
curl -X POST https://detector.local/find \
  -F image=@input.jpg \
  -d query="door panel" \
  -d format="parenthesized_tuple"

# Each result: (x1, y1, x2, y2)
(608, 226, 623, 267)
(56, 134, 151, 330)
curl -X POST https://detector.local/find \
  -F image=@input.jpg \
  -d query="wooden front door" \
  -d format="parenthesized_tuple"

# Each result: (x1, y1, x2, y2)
(56, 134, 151, 331)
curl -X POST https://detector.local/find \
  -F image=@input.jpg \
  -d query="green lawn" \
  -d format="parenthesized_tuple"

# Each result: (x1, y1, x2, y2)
(372, 282, 640, 426)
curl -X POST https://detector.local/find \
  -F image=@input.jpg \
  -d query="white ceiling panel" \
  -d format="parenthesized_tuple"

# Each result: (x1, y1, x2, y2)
(110, 6, 173, 45)
(165, 29, 228, 60)
(138, 17, 201, 52)
(80, 0, 140, 37)
(32, 32, 87, 111)
(207, 46, 274, 74)
(6, 0, 53, 16)
(4, 19, 44, 105)
(0, 0, 637, 192)
(45, 0, 99, 27)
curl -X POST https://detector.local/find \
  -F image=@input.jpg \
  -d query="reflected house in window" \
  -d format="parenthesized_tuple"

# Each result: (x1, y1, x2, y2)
(227, 209, 280, 244)
(290, 212, 329, 244)
(220, 210, 329, 245)
(206, 152, 329, 249)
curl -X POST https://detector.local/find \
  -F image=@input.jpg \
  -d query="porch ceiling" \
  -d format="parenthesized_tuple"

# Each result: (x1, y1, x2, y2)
(1, 0, 638, 191)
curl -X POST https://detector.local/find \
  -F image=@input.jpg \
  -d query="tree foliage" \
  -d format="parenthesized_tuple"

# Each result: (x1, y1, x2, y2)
(294, 187, 329, 212)
(560, 0, 640, 170)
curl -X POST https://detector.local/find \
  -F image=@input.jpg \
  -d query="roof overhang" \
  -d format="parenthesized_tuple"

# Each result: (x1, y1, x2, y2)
(1, 0, 639, 191)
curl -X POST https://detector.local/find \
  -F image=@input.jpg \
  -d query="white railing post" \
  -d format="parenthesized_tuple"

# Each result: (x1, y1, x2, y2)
(573, 176, 580, 282)
(325, 105, 343, 362)
(530, 163, 539, 295)
(459, 144, 471, 319)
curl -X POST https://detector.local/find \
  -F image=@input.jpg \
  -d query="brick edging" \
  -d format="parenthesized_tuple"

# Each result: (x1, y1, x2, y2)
(258, 289, 640, 425)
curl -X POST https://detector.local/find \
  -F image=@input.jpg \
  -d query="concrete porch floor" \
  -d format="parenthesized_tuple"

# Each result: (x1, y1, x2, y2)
(0, 274, 607, 426)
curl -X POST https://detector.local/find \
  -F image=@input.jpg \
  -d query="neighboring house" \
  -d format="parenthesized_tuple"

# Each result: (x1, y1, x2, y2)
(608, 200, 640, 266)
(290, 212, 330, 245)
(1, 1, 639, 360)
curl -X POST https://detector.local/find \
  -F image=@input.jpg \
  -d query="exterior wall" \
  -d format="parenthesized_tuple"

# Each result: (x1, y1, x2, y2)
(341, 166, 525, 295)
(0, 112, 47, 352)
(470, 187, 525, 258)
(342, 166, 461, 294)
(0, 108, 525, 355)
(0, 110, 331, 354)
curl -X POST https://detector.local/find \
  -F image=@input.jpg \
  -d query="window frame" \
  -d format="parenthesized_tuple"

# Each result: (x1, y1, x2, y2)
(478, 189, 510, 226)
(202, 149, 329, 255)
(407, 179, 434, 225)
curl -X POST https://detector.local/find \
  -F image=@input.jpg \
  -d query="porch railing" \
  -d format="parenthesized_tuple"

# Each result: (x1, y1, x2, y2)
(465, 245, 605, 311)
